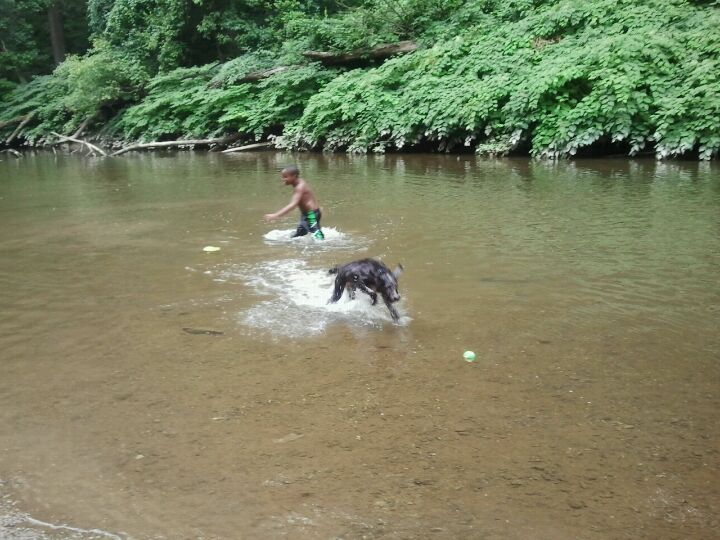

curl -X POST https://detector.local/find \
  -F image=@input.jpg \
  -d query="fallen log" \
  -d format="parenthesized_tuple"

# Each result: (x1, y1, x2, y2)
(72, 115, 93, 139)
(221, 141, 273, 154)
(5, 112, 35, 144)
(302, 40, 418, 65)
(237, 66, 289, 83)
(50, 132, 108, 157)
(112, 132, 241, 156)
(0, 116, 26, 129)
(1, 149, 22, 158)
(208, 131, 243, 151)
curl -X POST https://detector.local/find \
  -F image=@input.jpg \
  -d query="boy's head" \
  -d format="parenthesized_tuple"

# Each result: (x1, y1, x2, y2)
(281, 165, 300, 185)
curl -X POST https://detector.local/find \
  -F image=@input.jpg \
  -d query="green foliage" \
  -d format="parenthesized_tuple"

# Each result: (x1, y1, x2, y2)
(100, 0, 191, 71)
(0, 75, 72, 142)
(284, 0, 720, 159)
(280, 0, 465, 52)
(113, 60, 333, 141)
(0, 41, 147, 142)
(54, 41, 148, 118)
(209, 51, 278, 87)
(0, 0, 53, 85)
(88, 0, 115, 35)
(93, 0, 334, 71)
(0, 0, 90, 86)
(2, 0, 718, 160)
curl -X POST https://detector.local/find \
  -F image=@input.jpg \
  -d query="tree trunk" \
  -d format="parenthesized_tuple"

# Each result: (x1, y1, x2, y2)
(48, 2, 66, 65)
(234, 66, 289, 84)
(221, 141, 273, 154)
(302, 41, 418, 66)
(1, 39, 27, 83)
(111, 133, 241, 156)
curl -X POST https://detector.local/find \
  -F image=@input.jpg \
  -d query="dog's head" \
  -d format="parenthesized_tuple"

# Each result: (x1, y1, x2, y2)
(381, 264, 404, 303)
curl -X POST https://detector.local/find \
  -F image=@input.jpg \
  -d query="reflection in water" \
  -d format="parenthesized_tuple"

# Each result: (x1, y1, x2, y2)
(0, 152, 719, 539)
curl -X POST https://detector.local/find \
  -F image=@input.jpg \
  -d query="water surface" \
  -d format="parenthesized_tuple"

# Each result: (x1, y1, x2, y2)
(1, 153, 719, 539)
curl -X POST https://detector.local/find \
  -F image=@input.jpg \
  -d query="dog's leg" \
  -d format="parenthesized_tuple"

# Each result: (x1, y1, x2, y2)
(347, 285, 356, 300)
(383, 296, 400, 322)
(328, 276, 346, 304)
(357, 281, 378, 305)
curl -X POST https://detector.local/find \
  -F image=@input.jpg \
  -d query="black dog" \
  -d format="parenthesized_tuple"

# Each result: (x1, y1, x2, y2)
(328, 259, 404, 322)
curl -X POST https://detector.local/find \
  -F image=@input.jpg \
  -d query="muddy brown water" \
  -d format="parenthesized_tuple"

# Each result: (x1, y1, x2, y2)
(0, 152, 719, 539)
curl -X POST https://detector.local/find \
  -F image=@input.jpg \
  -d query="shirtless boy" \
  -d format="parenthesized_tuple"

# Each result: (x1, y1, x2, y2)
(264, 165, 325, 240)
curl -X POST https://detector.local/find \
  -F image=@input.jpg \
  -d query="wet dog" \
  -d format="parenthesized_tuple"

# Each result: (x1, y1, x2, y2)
(328, 259, 404, 322)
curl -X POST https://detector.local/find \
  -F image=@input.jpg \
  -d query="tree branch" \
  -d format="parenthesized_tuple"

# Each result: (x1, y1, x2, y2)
(50, 132, 108, 156)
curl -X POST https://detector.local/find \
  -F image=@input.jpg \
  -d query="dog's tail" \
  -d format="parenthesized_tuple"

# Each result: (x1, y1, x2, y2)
(328, 266, 339, 275)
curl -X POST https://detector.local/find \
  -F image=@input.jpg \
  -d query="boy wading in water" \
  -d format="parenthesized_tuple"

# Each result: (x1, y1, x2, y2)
(264, 165, 325, 240)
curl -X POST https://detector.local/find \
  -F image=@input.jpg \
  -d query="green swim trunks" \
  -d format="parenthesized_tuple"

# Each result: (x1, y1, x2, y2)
(292, 209, 324, 240)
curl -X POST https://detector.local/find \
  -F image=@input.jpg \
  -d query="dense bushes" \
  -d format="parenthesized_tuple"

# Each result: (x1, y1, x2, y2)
(0, 41, 147, 143)
(1, 0, 718, 159)
(112, 62, 332, 141)
(284, 0, 720, 158)
(55, 42, 148, 121)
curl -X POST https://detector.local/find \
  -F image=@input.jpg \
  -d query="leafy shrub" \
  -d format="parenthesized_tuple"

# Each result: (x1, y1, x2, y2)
(114, 60, 333, 141)
(0, 75, 71, 142)
(54, 41, 149, 119)
(280, 0, 466, 52)
(0, 41, 148, 142)
(283, 0, 720, 159)
(209, 52, 279, 88)
(3, 0, 718, 160)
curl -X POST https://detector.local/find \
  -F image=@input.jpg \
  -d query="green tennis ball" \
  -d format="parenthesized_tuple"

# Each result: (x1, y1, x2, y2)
(463, 351, 476, 362)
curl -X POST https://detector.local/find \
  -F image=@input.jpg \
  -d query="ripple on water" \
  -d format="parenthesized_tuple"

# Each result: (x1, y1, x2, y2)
(0, 486, 124, 540)
(214, 259, 410, 337)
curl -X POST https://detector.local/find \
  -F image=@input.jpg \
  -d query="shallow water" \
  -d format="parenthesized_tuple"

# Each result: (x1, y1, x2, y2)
(0, 152, 719, 539)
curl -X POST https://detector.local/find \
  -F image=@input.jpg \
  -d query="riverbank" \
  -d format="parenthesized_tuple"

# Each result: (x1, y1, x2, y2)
(1, 0, 718, 161)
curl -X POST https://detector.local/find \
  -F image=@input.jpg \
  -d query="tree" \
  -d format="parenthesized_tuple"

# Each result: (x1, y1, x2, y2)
(0, 0, 48, 85)
(48, 0, 66, 64)
(0, 0, 89, 96)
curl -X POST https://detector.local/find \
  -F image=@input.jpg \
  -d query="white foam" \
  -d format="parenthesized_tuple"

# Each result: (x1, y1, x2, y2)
(263, 227, 363, 251)
(0, 488, 125, 540)
(216, 259, 410, 337)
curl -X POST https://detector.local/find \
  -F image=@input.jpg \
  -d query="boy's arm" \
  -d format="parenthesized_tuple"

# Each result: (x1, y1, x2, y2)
(264, 190, 302, 222)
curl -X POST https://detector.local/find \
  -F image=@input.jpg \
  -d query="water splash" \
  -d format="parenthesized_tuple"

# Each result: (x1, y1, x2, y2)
(216, 259, 410, 337)
(262, 227, 366, 251)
